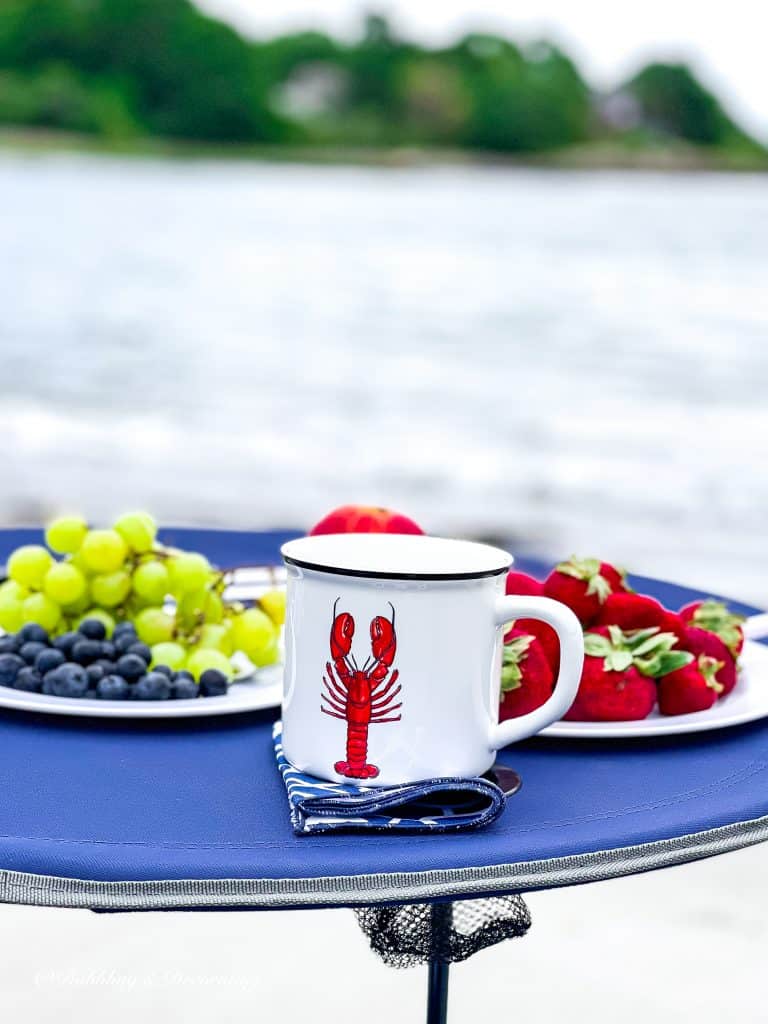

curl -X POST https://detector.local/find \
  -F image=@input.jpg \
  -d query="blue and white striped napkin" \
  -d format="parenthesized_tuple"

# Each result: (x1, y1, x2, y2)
(273, 722, 509, 835)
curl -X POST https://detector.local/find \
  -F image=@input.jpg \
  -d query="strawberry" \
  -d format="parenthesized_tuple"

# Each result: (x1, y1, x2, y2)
(505, 571, 544, 597)
(658, 656, 724, 715)
(564, 624, 693, 722)
(499, 628, 554, 720)
(505, 572, 558, 672)
(514, 618, 560, 675)
(505, 569, 561, 671)
(660, 610, 688, 646)
(592, 592, 686, 644)
(678, 600, 745, 659)
(543, 556, 627, 626)
(564, 660, 656, 722)
(682, 625, 738, 696)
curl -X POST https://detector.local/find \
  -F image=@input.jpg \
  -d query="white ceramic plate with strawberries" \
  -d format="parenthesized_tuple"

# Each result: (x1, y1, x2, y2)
(542, 636, 768, 738)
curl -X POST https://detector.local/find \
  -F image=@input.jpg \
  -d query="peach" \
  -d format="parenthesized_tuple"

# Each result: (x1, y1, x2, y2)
(309, 505, 424, 536)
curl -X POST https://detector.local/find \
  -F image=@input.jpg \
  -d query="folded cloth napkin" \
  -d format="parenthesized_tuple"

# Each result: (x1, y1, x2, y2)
(273, 721, 509, 835)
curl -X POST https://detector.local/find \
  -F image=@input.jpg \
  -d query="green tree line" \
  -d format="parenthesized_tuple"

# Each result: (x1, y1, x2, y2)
(0, 1, 760, 154)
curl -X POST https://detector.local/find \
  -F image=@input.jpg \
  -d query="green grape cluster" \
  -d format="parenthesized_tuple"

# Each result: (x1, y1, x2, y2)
(0, 512, 285, 681)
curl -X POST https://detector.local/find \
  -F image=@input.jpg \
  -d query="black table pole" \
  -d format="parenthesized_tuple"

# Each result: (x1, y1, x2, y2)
(426, 902, 452, 1024)
(426, 959, 450, 1024)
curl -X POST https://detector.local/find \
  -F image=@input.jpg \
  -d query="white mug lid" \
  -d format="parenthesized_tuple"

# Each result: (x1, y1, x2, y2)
(281, 533, 512, 581)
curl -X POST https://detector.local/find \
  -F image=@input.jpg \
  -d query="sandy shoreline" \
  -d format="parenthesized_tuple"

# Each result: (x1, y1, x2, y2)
(2, 127, 766, 173)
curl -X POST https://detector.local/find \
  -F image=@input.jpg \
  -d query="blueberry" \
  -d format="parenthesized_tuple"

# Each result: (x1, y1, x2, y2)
(35, 648, 66, 674)
(112, 621, 136, 638)
(86, 663, 106, 685)
(115, 653, 147, 682)
(78, 618, 106, 641)
(96, 675, 131, 700)
(53, 631, 79, 655)
(13, 667, 43, 692)
(20, 641, 47, 664)
(115, 632, 138, 654)
(0, 635, 19, 654)
(126, 642, 152, 664)
(133, 672, 171, 700)
(99, 641, 117, 660)
(199, 669, 228, 697)
(71, 639, 101, 665)
(171, 676, 198, 700)
(152, 664, 173, 679)
(93, 658, 117, 675)
(18, 623, 49, 644)
(0, 653, 25, 686)
(174, 670, 195, 683)
(48, 663, 88, 698)
(41, 670, 59, 695)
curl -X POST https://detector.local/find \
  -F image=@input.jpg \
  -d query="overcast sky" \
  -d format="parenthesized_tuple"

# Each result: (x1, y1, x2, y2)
(197, 0, 768, 138)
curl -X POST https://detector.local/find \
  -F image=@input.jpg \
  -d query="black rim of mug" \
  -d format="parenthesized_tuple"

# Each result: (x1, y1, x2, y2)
(282, 555, 509, 581)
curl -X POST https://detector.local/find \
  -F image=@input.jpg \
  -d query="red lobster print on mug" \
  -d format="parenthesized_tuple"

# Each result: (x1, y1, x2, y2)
(320, 598, 402, 779)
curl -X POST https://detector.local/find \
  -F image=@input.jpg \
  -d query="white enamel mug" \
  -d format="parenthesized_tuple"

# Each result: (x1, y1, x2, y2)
(280, 534, 583, 786)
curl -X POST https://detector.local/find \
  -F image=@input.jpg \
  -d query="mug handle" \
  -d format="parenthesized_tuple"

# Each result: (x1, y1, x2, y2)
(489, 595, 584, 750)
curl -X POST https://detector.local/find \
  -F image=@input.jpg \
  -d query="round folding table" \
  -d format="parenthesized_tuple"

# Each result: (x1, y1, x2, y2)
(0, 529, 765, 1022)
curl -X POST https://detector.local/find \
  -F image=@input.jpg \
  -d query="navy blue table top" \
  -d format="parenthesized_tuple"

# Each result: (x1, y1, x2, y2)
(0, 528, 765, 912)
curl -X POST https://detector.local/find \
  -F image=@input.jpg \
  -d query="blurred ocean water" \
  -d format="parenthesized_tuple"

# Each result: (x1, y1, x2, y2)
(0, 153, 765, 601)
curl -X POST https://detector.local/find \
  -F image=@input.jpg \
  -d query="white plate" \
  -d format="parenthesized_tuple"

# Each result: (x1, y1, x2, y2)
(0, 565, 287, 719)
(541, 639, 768, 739)
(0, 663, 283, 719)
